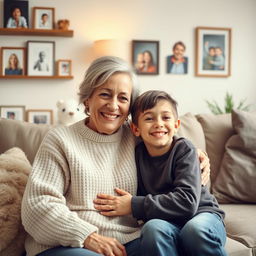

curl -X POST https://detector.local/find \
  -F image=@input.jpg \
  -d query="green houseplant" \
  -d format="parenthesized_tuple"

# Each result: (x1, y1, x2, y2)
(206, 92, 251, 115)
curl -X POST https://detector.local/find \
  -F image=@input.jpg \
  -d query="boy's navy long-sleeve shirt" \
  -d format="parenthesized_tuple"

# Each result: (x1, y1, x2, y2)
(131, 136, 224, 226)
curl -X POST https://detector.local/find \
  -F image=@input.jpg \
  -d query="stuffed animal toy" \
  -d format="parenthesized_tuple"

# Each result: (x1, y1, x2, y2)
(56, 99, 85, 126)
(0, 147, 31, 256)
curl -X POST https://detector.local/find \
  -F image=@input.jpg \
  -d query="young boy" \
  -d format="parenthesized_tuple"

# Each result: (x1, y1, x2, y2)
(94, 90, 227, 256)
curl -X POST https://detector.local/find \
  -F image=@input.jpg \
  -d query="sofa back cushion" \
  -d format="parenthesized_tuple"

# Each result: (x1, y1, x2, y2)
(0, 118, 52, 164)
(212, 110, 256, 203)
(196, 113, 234, 184)
(177, 112, 206, 151)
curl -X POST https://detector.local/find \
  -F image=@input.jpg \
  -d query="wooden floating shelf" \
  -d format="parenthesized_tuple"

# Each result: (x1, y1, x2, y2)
(0, 28, 73, 37)
(0, 75, 73, 79)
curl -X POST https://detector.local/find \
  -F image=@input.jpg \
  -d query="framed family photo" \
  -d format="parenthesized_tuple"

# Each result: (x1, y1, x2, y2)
(26, 109, 53, 124)
(132, 40, 159, 75)
(27, 41, 55, 76)
(195, 27, 232, 77)
(32, 7, 55, 30)
(56, 59, 72, 76)
(1, 47, 26, 76)
(3, 0, 29, 28)
(0, 105, 25, 121)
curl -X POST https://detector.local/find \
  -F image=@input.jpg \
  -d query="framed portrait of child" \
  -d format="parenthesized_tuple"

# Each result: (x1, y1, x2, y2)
(32, 7, 55, 30)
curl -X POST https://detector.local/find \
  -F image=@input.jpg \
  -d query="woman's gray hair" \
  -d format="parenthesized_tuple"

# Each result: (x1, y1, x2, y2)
(78, 56, 139, 115)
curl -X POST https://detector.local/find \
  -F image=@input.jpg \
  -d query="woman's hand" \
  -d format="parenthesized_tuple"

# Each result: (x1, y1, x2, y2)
(84, 232, 127, 256)
(197, 149, 211, 186)
(93, 188, 132, 217)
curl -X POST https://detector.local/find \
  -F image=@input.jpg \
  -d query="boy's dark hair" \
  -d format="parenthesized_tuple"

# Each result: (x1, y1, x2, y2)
(131, 90, 178, 125)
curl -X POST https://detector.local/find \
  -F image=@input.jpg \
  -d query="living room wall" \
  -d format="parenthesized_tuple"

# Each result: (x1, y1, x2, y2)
(0, 0, 255, 122)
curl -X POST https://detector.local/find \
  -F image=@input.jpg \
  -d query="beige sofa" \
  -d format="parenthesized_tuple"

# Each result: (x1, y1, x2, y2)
(0, 110, 255, 256)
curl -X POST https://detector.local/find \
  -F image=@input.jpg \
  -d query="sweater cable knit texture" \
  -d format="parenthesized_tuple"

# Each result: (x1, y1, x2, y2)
(21, 119, 141, 256)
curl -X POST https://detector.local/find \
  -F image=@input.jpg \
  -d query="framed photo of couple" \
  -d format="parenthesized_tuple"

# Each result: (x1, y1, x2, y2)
(132, 40, 159, 75)
(195, 27, 232, 77)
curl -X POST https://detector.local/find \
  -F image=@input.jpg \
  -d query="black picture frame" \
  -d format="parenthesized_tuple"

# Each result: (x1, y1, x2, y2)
(4, 0, 29, 28)
(132, 40, 159, 75)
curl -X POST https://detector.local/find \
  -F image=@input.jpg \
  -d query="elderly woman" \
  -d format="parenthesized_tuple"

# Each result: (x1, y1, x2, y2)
(21, 56, 209, 256)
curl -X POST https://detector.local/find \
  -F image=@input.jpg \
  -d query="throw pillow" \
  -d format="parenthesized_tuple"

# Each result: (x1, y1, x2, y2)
(212, 110, 256, 203)
(0, 147, 31, 256)
(196, 113, 234, 184)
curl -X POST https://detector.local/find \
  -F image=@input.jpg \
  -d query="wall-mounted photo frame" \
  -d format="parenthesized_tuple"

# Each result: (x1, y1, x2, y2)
(167, 41, 188, 75)
(132, 40, 159, 75)
(26, 109, 53, 124)
(56, 59, 72, 76)
(32, 7, 55, 30)
(1, 47, 26, 76)
(0, 105, 25, 121)
(195, 27, 232, 77)
(27, 41, 55, 76)
(3, 0, 29, 28)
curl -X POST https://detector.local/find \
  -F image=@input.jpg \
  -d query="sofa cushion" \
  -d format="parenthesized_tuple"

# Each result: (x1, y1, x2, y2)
(177, 112, 206, 151)
(220, 204, 256, 248)
(0, 147, 31, 256)
(196, 113, 234, 184)
(212, 110, 256, 203)
(0, 118, 52, 164)
(225, 237, 253, 256)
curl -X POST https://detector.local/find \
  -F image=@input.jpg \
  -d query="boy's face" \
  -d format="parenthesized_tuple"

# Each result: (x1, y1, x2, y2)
(173, 44, 185, 60)
(209, 48, 215, 56)
(131, 99, 180, 156)
(215, 48, 222, 56)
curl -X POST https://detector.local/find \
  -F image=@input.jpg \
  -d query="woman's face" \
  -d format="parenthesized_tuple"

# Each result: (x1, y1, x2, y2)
(9, 54, 18, 66)
(86, 73, 133, 135)
(143, 52, 151, 64)
(173, 44, 185, 60)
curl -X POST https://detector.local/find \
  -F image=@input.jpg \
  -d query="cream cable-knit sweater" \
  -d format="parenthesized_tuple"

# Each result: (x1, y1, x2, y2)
(21, 119, 141, 256)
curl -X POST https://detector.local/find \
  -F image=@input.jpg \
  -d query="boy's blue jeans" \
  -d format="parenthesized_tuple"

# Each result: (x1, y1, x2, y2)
(140, 212, 227, 256)
(37, 212, 226, 256)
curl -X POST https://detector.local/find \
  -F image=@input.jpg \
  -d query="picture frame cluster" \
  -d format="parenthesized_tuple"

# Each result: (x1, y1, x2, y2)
(132, 27, 231, 78)
(1, 0, 72, 77)
(0, 42, 72, 77)
(0, 105, 53, 124)
(3, 0, 70, 30)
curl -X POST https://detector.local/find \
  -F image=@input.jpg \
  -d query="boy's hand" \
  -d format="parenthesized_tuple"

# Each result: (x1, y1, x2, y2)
(93, 188, 132, 216)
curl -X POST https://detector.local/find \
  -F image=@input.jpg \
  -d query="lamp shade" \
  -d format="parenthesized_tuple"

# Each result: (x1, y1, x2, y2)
(93, 39, 129, 61)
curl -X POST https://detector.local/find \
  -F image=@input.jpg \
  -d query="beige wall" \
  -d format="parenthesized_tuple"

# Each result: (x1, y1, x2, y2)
(0, 0, 255, 122)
